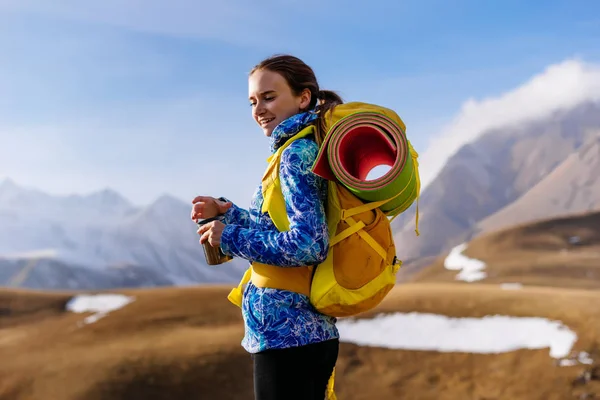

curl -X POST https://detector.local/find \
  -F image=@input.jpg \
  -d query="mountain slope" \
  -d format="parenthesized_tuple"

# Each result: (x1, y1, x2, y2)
(412, 209, 600, 289)
(0, 258, 174, 289)
(476, 132, 600, 234)
(392, 101, 600, 262)
(0, 180, 247, 289)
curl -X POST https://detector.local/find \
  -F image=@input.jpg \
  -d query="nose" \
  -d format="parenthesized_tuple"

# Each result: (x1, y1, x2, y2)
(253, 100, 266, 119)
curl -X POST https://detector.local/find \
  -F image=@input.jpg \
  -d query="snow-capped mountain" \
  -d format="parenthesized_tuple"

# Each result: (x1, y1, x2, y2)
(0, 179, 248, 289)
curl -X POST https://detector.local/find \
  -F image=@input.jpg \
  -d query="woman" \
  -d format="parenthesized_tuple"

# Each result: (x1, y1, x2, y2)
(191, 54, 343, 400)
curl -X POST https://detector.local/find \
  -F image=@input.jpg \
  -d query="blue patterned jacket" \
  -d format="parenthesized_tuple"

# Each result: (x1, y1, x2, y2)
(219, 112, 339, 353)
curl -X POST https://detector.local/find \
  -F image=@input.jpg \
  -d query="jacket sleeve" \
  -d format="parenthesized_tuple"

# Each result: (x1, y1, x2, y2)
(220, 139, 329, 267)
(220, 199, 251, 228)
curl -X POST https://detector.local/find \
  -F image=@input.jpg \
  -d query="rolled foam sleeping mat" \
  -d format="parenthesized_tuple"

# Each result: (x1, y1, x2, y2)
(312, 109, 419, 216)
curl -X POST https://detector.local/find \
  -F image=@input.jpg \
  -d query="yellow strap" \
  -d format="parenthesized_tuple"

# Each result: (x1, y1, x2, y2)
(346, 216, 388, 260)
(262, 126, 316, 230)
(381, 150, 421, 236)
(330, 220, 366, 246)
(389, 210, 400, 223)
(340, 198, 383, 220)
(227, 267, 252, 307)
(392, 258, 403, 273)
(341, 146, 419, 222)
(384, 173, 416, 215)
(326, 367, 337, 400)
(340, 181, 409, 220)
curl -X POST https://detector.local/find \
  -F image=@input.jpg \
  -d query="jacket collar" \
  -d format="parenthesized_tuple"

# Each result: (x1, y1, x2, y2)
(269, 110, 318, 154)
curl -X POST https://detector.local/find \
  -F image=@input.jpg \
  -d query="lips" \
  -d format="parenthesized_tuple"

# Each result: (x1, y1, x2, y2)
(260, 117, 275, 126)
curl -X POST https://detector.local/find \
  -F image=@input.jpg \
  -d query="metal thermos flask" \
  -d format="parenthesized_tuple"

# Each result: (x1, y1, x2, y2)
(196, 215, 233, 266)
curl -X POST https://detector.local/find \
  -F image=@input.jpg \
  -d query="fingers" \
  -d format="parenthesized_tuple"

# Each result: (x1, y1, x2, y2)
(197, 221, 214, 245)
(197, 221, 222, 246)
(192, 195, 212, 204)
(198, 228, 218, 246)
(191, 196, 233, 221)
(191, 202, 206, 220)
(198, 225, 209, 244)
(197, 221, 211, 236)
(200, 231, 210, 244)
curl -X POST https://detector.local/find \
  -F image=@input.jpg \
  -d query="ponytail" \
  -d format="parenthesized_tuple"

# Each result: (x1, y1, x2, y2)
(314, 90, 343, 147)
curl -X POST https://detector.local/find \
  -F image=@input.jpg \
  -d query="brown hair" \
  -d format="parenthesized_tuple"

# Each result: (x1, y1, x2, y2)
(250, 54, 343, 146)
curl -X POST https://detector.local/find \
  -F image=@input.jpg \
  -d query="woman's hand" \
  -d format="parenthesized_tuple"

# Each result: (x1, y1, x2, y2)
(191, 196, 232, 221)
(197, 220, 226, 247)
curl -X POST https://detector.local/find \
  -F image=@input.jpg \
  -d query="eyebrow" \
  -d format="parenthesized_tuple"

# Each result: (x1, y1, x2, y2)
(249, 90, 276, 100)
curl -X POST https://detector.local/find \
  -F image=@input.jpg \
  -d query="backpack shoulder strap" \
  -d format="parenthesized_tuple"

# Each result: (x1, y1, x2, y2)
(261, 126, 316, 232)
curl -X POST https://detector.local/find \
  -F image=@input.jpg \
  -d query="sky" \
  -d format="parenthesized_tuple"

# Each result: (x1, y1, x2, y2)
(1, 0, 599, 208)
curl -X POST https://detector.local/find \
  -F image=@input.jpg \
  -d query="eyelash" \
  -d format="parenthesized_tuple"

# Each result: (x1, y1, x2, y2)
(250, 96, 275, 106)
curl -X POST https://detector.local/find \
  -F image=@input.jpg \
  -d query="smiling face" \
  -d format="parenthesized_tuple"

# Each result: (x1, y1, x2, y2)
(248, 69, 311, 137)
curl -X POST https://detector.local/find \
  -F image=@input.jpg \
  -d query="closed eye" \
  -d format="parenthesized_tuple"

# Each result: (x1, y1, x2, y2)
(248, 91, 276, 106)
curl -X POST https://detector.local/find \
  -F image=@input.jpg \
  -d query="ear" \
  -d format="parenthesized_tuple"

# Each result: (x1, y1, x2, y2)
(298, 88, 312, 110)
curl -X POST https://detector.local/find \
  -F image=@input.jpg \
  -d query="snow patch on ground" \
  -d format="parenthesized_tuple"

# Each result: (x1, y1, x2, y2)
(558, 351, 594, 366)
(444, 243, 487, 282)
(66, 293, 135, 325)
(337, 312, 578, 359)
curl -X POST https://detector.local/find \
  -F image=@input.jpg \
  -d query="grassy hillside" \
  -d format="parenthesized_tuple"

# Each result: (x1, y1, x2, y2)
(2, 283, 599, 400)
(0, 286, 251, 400)
(412, 210, 600, 289)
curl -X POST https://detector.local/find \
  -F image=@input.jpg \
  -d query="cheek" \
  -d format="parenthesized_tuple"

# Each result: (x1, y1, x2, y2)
(277, 100, 301, 120)
(264, 102, 276, 114)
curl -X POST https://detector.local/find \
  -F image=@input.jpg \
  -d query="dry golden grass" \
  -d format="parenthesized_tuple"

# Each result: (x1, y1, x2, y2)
(0, 286, 252, 400)
(2, 282, 600, 399)
(2, 210, 600, 399)
(412, 210, 600, 289)
(336, 283, 600, 400)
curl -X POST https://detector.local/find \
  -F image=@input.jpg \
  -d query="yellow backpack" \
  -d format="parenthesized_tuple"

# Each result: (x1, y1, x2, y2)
(227, 102, 420, 318)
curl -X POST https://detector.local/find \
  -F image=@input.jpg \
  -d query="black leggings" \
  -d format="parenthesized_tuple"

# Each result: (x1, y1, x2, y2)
(252, 339, 339, 400)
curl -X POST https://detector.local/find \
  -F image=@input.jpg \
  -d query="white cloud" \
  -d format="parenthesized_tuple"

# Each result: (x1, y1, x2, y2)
(419, 59, 600, 188)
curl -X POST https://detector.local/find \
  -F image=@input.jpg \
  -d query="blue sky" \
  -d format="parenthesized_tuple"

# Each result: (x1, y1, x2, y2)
(1, 0, 599, 207)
